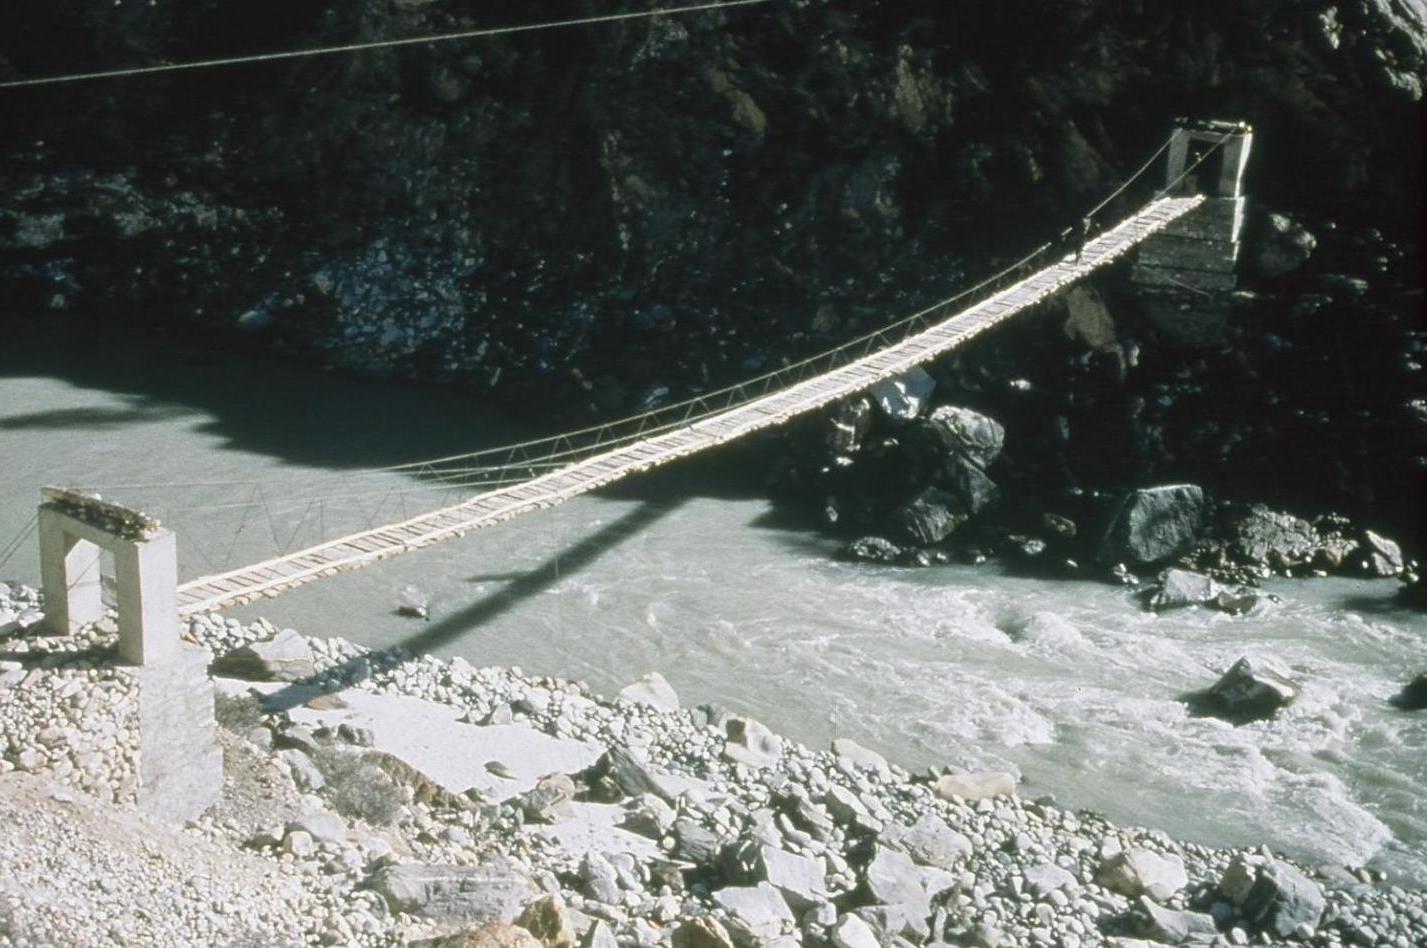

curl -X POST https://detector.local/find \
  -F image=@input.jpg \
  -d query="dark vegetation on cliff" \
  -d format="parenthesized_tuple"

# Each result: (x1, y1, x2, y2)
(1, 0, 1423, 549)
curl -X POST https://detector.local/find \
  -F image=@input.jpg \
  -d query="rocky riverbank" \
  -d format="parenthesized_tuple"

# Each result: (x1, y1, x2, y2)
(4, 583, 1426, 947)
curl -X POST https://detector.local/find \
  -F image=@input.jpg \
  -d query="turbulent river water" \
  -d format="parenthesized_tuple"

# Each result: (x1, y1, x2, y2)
(2, 319, 1424, 885)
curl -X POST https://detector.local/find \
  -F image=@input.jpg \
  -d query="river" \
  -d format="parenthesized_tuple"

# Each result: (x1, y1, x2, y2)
(2, 317, 1423, 885)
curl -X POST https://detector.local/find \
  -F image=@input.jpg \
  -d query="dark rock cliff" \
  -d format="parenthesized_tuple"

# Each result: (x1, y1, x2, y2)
(1, 0, 1423, 539)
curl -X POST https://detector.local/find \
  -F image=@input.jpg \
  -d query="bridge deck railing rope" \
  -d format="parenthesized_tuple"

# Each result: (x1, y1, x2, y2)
(358, 131, 1221, 495)
(174, 193, 1205, 616)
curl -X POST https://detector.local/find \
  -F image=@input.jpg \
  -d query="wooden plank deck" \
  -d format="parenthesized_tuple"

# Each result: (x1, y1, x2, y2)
(175, 195, 1202, 616)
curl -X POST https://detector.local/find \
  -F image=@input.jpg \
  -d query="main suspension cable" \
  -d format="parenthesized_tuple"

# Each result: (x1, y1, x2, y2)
(0, 0, 777, 91)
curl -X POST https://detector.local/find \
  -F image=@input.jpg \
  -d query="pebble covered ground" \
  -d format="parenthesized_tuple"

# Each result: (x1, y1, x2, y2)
(2, 583, 1425, 947)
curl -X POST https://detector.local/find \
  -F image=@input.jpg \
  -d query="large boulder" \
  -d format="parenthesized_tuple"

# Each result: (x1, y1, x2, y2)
(919, 406, 1006, 469)
(671, 817, 723, 866)
(517, 773, 576, 823)
(1390, 673, 1427, 710)
(210, 628, 316, 682)
(826, 398, 874, 454)
(736, 842, 829, 911)
(829, 914, 880, 948)
(1023, 863, 1078, 898)
(1355, 530, 1403, 577)
(1238, 859, 1325, 938)
(860, 846, 931, 937)
(1137, 896, 1219, 944)
(617, 672, 680, 711)
(890, 487, 968, 545)
(592, 744, 684, 803)
(710, 882, 796, 945)
(940, 455, 1000, 517)
(372, 859, 537, 923)
(1226, 506, 1319, 570)
(1098, 485, 1210, 567)
(869, 368, 935, 422)
(830, 738, 891, 777)
(1097, 848, 1188, 901)
(881, 814, 973, 869)
(1251, 212, 1316, 278)
(1194, 657, 1299, 724)
(1150, 569, 1221, 611)
(723, 717, 783, 769)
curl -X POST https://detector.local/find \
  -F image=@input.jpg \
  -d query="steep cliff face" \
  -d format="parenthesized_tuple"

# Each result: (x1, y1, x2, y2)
(1, 1, 1423, 523)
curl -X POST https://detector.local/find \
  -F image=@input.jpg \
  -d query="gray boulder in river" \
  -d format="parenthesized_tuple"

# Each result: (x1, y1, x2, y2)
(1391, 673, 1427, 711)
(1188, 657, 1300, 724)
(1097, 484, 1209, 568)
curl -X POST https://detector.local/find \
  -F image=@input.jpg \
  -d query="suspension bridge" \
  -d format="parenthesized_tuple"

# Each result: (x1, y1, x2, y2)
(23, 120, 1252, 660)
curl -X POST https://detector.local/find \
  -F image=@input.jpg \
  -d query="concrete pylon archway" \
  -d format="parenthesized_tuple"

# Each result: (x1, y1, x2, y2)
(38, 487, 178, 666)
(35, 488, 223, 821)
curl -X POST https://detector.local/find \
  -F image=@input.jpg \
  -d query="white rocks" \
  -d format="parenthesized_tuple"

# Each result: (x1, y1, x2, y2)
(396, 584, 430, 620)
(582, 920, 619, 948)
(830, 913, 880, 948)
(711, 882, 796, 944)
(519, 772, 577, 823)
(579, 851, 622, 905)
(722, 716, 782, 769)
(1237, 858, 1325, 938)
(1151, 569, 1222, 611)
(210, 628, 316, 682)
(617, 672, 680, 712)
(288, 811, 346, 844)
(0, 622, 142, 803)
(599, 743, 686, 803)
(830, 737, 890, 777)
(371, 859, 538, 923)
(10, 590, 1427, 948)
(1097, 847, 1188, 901)
(284, 688, 603, 800)
(748, 843, 829, 910)
(862, 845, 930, 920)
(620, 792, 675, 838)
(1358, 530, 1403, 576)
(1023, 862, 1078, 898)
(278, 748, 325, 791)
(869, 367, 935, 422)
(283, 829, 316, 858)
(1138, 895, 1218, 944)
(882, 813, 972, 869)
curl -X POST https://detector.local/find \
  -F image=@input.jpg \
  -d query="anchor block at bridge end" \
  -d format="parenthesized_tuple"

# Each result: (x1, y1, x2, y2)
(35, 487, 223, 822)
(1131, 119, 1254, 344)
(38, 487, 178, 666)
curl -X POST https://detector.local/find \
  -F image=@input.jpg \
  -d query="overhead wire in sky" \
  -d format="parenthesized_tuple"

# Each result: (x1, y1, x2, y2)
(0, 0, 777, 91)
